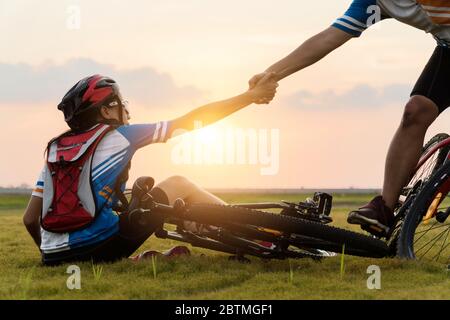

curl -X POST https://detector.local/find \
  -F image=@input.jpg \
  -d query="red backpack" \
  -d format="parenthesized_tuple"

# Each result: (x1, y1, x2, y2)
(41, 124, 121, 233)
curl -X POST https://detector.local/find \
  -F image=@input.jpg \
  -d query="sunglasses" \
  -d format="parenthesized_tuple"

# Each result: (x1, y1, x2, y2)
(107, 99, 131, 120)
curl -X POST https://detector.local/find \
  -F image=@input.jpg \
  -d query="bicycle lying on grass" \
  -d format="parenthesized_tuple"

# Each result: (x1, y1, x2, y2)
(124, 133, 449, 264)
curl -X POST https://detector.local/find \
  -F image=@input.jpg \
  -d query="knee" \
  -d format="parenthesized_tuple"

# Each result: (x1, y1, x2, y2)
(401, 96, 438, 129)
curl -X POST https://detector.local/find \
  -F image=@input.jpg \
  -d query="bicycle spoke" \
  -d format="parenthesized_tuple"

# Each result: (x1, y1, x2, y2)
(416, 228, 448, 259)
(414, 221, 439, 244)
(415, 225, 447, 254)
(410, 153, 438, 187)
(414, 223, 450, 235)
(414, 185, 450, 261)
(421, 156, 434, 178)
(432, 227, 450, 262)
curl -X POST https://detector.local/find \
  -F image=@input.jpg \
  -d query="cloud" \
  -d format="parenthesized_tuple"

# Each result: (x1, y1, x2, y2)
(283, 83, 412, 111)
(0, 58, 203, 107)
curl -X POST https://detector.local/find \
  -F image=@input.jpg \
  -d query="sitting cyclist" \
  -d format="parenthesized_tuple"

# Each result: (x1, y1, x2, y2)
(23, 74, 278, 265)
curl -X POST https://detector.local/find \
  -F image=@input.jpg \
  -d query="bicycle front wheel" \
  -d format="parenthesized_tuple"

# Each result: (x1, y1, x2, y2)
(397, 160, 450, 264)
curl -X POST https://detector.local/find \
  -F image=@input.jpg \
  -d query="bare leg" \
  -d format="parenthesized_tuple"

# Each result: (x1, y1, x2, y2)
(382, 96, 439, 210)
(155, 175, 226, 205)
(153, 176, 226, 232)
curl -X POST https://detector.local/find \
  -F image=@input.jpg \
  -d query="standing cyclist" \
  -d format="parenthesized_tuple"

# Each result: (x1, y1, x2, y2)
(250, 0, 450, 236)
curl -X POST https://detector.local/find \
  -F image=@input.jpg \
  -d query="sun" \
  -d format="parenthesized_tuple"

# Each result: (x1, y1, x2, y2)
(194, 126, 219, 145)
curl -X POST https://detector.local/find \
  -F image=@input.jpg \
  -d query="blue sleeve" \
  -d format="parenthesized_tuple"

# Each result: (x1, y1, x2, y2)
(332, 0, 384, 37)
(116, 121, 171, 150)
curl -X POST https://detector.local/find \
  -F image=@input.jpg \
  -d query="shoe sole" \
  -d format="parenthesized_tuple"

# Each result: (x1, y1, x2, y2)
(347, 212, 390, 235)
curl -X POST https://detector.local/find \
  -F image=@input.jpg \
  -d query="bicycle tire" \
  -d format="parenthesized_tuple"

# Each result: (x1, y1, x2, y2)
(408, 133, 450, 186)
(184, 204, 389, 258)
(391, 134, 450, 253)
(397, 160, 450, 261)
(422, 133, 449, 162)
(417, 133, 449, 179)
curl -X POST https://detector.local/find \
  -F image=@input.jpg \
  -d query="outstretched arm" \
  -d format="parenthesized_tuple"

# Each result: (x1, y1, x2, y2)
(250, 27, 353, 87)
(168, 73, 278, 136)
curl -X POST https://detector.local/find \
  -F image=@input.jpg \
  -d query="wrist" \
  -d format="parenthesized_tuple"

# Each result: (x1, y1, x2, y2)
(264, 69, 282, 82)
(242, 90, 257, 104)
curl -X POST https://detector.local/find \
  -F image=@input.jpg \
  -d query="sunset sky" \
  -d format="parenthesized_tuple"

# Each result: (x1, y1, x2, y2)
(0, 0, 449, 189)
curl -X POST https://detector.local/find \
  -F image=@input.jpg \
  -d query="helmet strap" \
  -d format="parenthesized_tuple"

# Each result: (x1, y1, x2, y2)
(118, 103, 124, 125)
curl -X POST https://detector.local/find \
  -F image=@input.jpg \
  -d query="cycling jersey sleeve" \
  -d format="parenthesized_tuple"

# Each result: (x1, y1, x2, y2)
(115, 121, 172, 150)
(32, 166, 46, 198)
(332, 0, 387, 37)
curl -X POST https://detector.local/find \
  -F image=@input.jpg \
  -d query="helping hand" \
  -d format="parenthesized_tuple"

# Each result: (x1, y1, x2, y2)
(247, 72, 279, 105)
(249, 72, 271, 90)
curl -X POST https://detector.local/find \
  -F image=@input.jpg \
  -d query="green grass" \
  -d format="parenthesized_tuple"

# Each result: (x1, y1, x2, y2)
(0, 193, 449, 300)
(0, 194, 29, 211)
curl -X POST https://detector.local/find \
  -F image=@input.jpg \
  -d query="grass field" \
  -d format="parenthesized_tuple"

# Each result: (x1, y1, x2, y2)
(0, 193, 449, 300)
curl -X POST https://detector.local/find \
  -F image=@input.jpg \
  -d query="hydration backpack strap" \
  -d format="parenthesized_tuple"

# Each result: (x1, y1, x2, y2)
(42, 124, 116, 233)
(113, 161, 131, 213)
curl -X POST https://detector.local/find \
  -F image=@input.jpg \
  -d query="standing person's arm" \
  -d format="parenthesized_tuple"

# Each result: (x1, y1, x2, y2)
(249, 0, 386, 87)
(250, 27, 353, 87)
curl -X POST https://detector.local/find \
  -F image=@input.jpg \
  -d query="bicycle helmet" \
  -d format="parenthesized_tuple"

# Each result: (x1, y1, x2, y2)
(58, 74, 127, 130)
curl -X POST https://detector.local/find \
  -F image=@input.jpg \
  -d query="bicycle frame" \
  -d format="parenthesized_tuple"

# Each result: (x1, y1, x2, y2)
(128, 201, 323, 260)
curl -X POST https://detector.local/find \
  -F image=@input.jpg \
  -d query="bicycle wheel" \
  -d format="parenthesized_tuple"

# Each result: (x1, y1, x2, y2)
(397, 160, 450, 264)
(405, 133, 449, 193)
(184, 204, 389, 258)
(390, 134, 450, 250)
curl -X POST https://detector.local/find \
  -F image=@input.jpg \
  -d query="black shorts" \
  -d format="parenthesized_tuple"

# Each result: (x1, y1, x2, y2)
(411, 45, 450, 114)
(41, 187, 169, 266)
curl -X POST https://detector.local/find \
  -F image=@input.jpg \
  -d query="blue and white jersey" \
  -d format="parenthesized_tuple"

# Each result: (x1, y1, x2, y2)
(32, 121, 171, 253)
(332, 0, 450, 46)
(332, 0, 382, 37)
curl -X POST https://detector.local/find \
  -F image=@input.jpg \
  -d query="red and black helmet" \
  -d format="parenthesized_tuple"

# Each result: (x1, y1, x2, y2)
(58, 75, 125, 130)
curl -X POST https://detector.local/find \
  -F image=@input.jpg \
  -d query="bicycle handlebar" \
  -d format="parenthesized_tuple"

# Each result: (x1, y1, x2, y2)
(129, 197, 187, 217)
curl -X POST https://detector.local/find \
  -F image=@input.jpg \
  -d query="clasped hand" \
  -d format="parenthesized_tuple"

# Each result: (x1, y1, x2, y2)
(247, 72, 279, 105)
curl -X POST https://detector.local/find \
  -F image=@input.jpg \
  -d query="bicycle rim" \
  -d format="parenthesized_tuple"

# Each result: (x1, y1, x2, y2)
(398, 161, 450, 264)
(405, 134, 449, 194)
